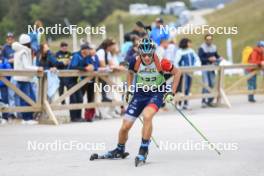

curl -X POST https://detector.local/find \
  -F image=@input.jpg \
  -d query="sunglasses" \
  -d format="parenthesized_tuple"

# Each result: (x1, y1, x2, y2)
(141, 53, 153, 58)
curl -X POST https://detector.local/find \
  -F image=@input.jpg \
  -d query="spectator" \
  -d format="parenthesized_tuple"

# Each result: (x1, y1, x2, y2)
(68, 43, 94, 122)
(12, 34, 43, 124)
(29, 20, 46, 55)
(37, 43, 65, 70)
(0, 55, 12, 124)
(121, 22, 146, 58)
(156, 39, 169, 60)
(2, 32, 17, 119)
(96, 38, 116, 102)
(124, 21, 146, 43)
(247, 41, 264, 102)
(124, 35, 140, 64)
(165, 39, 178, 62)
(175, 38, 201, 110)
(150, 18, 169, 45)
(55, 42, 72, 104)
(198, 34, 221, 107)
(82, 45, 100, 121)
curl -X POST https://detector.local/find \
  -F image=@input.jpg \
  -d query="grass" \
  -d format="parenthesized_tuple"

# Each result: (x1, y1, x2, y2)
(179, 0, 264, 63)
(50, 10, 176, 50)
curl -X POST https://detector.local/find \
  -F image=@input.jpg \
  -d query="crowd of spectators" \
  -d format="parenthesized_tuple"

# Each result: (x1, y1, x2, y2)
(0, 19, 263, 125)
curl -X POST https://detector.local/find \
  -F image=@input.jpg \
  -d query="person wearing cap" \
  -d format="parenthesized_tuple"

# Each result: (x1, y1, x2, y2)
(247, 41, 264, 102)
(2, 32, 17, 119)
(55, 42, 72, 103)
(2, 33, 15, 67)
(67, 43, 94, 122)
(150, 18, 169, 46)
(124, 21, 147, 43)
(12, 34, 43, 124)
(82, 44, 100, 121)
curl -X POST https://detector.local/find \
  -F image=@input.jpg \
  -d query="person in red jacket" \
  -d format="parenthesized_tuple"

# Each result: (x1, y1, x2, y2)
(247, 41, 264, 102)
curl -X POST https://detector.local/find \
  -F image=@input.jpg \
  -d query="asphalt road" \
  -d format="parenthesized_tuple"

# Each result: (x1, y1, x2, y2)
(0, 95, 263, 176)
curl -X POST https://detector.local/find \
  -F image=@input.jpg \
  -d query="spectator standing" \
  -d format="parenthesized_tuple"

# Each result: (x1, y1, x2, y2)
(55, 42, 72, 104)
(29, 20, 46, 56)
(174, 38, 201, 110)
(247, 41, 264, 102)
(12, 34, 43, 124)
(150, 18, 169, 46)
(37, 43, 65, 70)
(96, 38, 116, 102)
(68, 44, 94, 122)
(0, 55, 12, 124)
(82, 45, 100, 121)
(198, 34, 221, 107)
(2, 32, 17, 119)
(156, 39, 169, 60)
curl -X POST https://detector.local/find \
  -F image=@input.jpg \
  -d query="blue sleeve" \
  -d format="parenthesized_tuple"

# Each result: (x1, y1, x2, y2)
(128, 57, 136, 71)
(47, 51, 64, 68)
(68, 54, 79, 69)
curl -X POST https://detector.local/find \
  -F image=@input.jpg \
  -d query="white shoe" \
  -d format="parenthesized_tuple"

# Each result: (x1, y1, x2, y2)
(0, 119, 7, 125)
(21, 120, 27, 125)
(26, 120, 39, 125)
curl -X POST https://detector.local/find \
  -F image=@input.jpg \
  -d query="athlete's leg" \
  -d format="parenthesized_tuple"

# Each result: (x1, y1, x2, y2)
(141, 106, 158, 140)
(118, 119, 134, 144)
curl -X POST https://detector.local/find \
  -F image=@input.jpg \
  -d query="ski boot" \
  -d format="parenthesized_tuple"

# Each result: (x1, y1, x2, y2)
(90, 146, 129, 161)
(135, 147, 148, 167)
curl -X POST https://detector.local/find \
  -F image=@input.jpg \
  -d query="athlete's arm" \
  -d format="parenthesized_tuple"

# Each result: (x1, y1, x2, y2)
(161, 58, 181, 94)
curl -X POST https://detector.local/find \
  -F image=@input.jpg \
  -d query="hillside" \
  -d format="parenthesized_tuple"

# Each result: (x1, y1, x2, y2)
(180, 0, 264, 63)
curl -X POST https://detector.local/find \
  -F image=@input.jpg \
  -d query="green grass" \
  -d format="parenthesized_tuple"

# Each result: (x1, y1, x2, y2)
(179, 0, 264, 63)
(50, 10, 176, 50)
(98, 10, 176, 42)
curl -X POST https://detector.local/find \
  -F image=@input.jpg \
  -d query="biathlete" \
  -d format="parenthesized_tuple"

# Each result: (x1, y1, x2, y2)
(90, 38, 181, 166)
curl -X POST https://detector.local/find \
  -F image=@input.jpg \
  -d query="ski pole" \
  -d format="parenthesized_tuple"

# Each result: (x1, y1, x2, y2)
(139, 117, 160, 149)
(172, 103, 221, 155)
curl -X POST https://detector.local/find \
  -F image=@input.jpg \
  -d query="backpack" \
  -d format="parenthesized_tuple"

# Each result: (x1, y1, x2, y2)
(242, 46, 253, 64)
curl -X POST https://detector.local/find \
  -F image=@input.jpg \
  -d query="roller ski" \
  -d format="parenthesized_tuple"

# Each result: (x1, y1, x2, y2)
(90, 145, 129, 161)
(135, 146, 148, 167)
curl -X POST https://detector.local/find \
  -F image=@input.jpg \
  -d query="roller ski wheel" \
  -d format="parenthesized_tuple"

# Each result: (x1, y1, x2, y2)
(90, 152, 129, 161)
(135, 155, 146, 167)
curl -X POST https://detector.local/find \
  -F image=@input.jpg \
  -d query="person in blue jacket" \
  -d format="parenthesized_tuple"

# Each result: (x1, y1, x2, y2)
(174, 38, 201, 110)
(0, 57, 12, 123)
(2, 32, 17, 119)
(37, 43, 65, 70)
(150, 18, 169, 46)
(82, 45, 100, 121)
(68, 43, 94, 122)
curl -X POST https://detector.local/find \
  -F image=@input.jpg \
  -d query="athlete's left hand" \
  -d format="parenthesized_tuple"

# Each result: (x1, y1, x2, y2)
(163, 92, 175, 104)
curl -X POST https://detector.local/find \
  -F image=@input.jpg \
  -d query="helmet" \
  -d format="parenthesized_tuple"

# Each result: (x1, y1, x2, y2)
(138, 38, 156, 55)
(19, 34, 31, 45)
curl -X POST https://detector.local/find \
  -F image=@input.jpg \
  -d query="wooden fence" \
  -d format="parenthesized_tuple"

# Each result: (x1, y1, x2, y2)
(0, 64, 263, 125)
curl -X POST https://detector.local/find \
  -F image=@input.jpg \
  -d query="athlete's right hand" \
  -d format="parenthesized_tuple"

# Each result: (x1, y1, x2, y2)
(125, 91, 133, 103)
